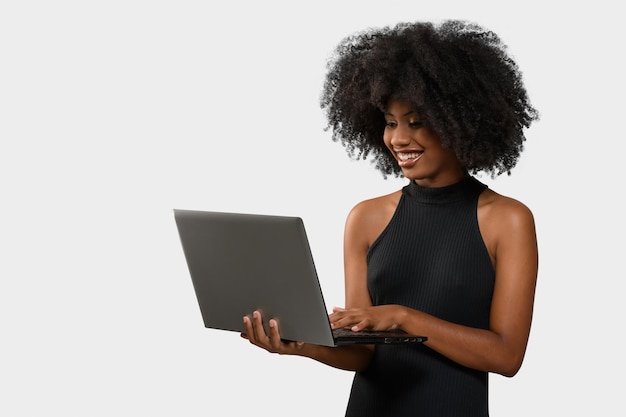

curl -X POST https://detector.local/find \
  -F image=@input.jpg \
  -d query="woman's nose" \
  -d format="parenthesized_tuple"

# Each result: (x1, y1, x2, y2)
(390, 127, 411, 146)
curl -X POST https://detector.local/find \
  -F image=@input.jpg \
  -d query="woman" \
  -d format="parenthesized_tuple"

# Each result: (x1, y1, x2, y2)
(243, 19, 539, 416)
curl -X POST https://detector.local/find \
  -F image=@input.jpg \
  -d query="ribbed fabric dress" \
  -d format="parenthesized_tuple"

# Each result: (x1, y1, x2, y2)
(344, 176, 495, 417)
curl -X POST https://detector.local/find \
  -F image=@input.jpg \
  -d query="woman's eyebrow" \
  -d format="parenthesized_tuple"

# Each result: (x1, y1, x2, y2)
(383, 110, 416, 117)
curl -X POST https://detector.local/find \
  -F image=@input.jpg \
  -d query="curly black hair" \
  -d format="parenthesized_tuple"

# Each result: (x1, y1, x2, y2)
(320, 20, 539, 178)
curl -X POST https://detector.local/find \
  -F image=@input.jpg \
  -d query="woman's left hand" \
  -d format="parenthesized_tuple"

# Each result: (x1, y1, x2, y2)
(329, 305, 409, 332)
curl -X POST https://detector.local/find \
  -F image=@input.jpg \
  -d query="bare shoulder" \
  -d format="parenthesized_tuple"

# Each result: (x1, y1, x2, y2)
(349, 189, 402, 219)
(478, 188, 535, 228)
(478, 188, 537, 259)
(346, 189, 403, 247)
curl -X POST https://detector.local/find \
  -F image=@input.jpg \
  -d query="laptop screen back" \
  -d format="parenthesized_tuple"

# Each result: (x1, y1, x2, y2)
(174, 209, 337, 346)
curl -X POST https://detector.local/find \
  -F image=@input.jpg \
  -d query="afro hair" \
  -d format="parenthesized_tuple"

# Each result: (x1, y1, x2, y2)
(320, 20, 539, 178)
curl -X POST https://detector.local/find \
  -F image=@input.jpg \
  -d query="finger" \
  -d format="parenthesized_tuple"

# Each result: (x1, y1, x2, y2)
(337, 313, 374, 332)
(268, 319, 282, 351)
(330, 309, 360, 329)
(252, 310, 270, 342)
(242, 315, 256, 342)
(329, 309, 348, 326)
(268, 320, 303, 352)
(352, 318, 373, 332)
(329, 311, 348, 328)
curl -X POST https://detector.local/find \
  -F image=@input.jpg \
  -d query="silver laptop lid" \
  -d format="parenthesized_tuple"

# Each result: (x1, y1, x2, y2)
(174, 209, 337, 346)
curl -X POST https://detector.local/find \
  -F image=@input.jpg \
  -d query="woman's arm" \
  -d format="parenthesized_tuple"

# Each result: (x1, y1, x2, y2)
(330, 191, 539, 377)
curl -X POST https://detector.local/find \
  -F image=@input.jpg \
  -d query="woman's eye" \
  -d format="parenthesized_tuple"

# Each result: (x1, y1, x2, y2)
(385, 121, 397, 128)
(409, 121, 424, 128)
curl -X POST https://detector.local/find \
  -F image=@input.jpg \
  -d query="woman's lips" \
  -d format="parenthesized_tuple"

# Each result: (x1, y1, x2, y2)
(397, 151, 423, 168)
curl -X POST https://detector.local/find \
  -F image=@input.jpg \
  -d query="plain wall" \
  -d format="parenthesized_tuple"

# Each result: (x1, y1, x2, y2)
(1, 1, 624, 415)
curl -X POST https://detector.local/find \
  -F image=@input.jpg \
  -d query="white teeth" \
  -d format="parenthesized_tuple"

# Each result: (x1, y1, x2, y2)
(398, 152, 421, 161)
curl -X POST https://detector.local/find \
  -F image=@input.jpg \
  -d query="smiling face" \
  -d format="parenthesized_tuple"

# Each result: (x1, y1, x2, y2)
(383, 99, 466, 187)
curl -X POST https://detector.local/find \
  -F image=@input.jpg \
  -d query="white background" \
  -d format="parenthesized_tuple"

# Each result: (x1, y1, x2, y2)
(1, 1, 624, 416)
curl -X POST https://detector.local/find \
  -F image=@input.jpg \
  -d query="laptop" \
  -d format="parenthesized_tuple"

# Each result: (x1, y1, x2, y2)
(173, 209, 427, 347)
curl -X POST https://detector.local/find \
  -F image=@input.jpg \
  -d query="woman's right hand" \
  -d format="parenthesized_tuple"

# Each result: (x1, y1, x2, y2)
(242, 310, 375, 372)
(241, 310, 305, 354)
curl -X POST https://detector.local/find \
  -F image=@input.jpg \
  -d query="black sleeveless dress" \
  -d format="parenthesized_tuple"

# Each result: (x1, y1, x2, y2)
(345, 176, 495, 417)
